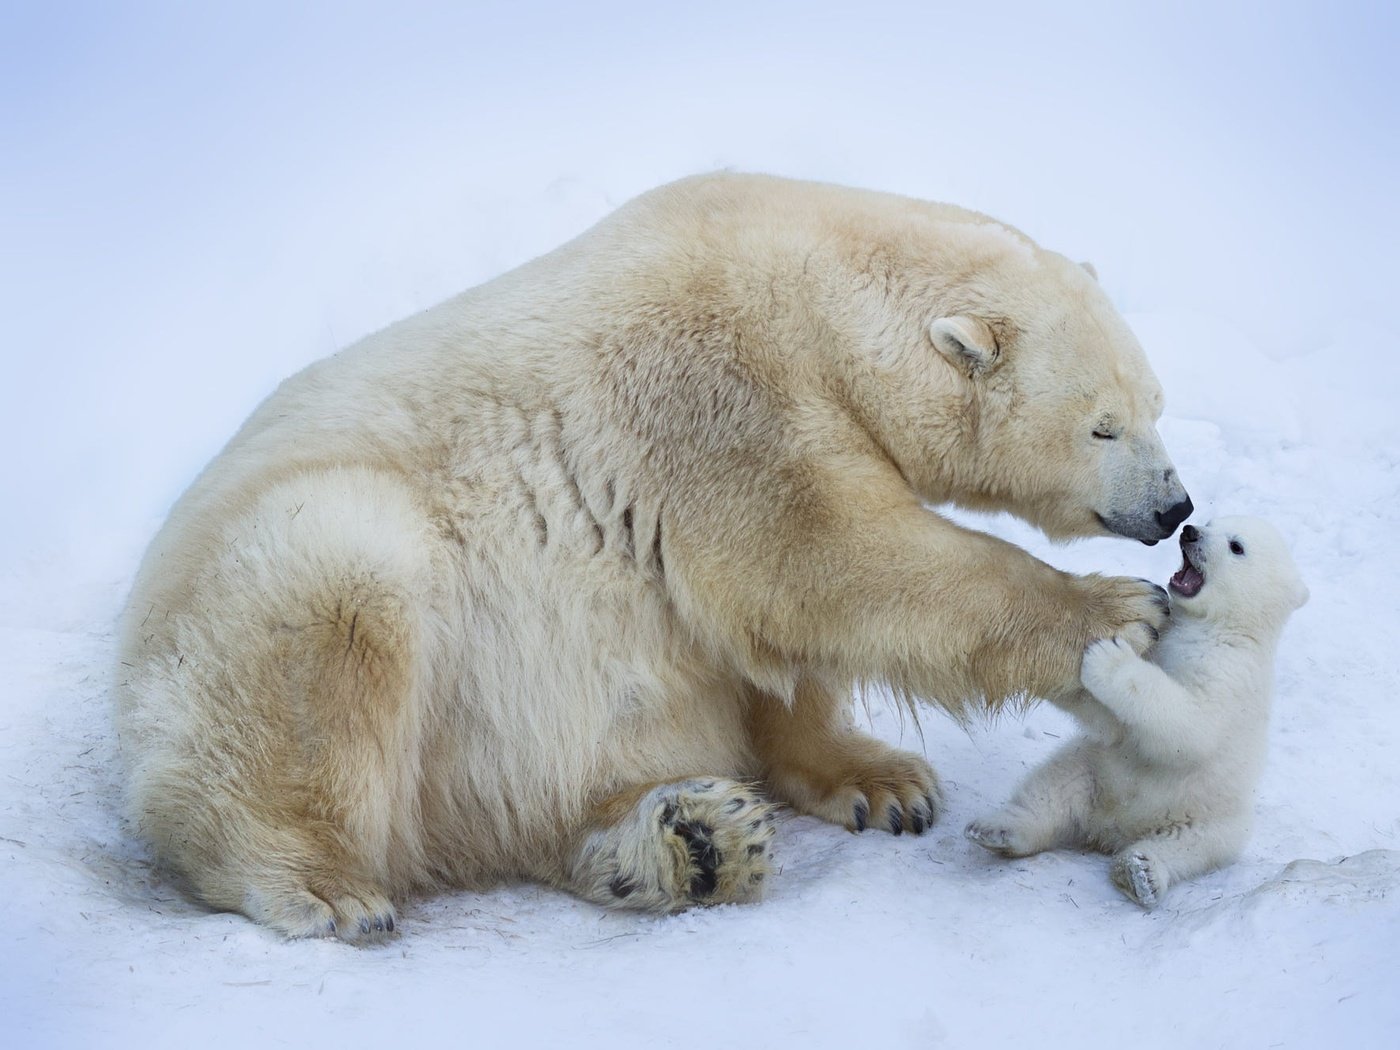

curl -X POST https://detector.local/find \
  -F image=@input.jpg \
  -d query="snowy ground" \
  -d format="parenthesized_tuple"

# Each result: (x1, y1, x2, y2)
(3, 4, 1398, 1049)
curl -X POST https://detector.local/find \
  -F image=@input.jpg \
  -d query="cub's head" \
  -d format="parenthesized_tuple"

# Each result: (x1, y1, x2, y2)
(1167, 516, 1308, 630)
(868, 223, 1192, 545)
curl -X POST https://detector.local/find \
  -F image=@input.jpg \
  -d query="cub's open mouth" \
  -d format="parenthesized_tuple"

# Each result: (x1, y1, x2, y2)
(1169, 543, 1205, 598)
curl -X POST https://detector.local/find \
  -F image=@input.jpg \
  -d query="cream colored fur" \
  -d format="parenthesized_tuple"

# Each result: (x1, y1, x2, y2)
(116, 173, 1189, 939)
(966, 517, 1307, 908)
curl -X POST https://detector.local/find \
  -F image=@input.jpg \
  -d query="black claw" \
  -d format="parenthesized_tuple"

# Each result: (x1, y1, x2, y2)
(726, 797, 746, 813)
(660, 801, 677, 826)
(910, 809, 927, 835)
(888, 804, 903, 836)
(853, 801, 868, 832)
(748, 817, 764, 831)
(747, 842, 766, 858)
(359, 918, 371, 936)
(1147, 625, 1160, 642)
(925, 793, 939, 818)
(384, 914, 394, 933)
(373, 916, 385, 933)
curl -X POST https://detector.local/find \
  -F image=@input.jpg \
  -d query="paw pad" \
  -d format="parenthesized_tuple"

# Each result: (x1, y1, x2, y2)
(579, 779, 776, 912)
(1112, 851, 1162, 909)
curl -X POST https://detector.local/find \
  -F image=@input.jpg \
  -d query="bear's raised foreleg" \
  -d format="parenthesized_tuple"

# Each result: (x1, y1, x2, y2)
(676, 494, 1171, 717)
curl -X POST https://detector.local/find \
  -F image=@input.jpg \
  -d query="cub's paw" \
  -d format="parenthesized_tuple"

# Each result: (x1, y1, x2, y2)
(573, 778, 776, 913)
(1111, 850, 1165, 909)
(1081, 575, 1170, 656)
(766, 734, 942, 836)
(964, 818, 1035, 858)
(1080, 636, 1144, 696)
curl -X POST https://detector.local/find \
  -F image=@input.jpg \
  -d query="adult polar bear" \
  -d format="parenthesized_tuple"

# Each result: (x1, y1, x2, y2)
(117, 173, 1191, 940)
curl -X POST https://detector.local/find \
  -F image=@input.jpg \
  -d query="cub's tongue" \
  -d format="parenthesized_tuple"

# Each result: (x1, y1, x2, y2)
(1170, 563, 1204, 598)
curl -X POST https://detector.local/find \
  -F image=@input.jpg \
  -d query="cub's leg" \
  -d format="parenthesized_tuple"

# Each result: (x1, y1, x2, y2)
(1080, 638, 1213, 766)
(562, 778, 777, 912)
(965, 743, 1097, 858)
(1110, 820, 1245, 909)
(747, 679, 941, 834)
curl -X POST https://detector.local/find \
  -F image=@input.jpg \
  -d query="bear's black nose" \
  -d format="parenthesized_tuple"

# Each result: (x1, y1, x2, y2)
(1181, 524, 1199, 543)
(1156, 497, 1194, 537)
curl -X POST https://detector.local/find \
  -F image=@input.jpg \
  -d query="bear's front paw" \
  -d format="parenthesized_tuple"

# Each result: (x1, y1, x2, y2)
(1082, 575, 1170, 656)
(764, 733, 941, 835)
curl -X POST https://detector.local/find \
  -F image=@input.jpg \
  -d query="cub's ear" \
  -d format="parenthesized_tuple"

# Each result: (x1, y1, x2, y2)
(1291, 579, 1311, 610)
(929, 316, 999, 374)
(1080, 260, 1098, 280)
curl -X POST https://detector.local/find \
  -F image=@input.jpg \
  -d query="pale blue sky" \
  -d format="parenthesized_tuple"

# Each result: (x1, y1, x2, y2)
(2, 2, 1396, 567)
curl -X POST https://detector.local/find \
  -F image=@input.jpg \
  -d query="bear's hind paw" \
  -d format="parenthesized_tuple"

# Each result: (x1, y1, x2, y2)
(242, 878, 398, 943)
(571, 778, 777, 912)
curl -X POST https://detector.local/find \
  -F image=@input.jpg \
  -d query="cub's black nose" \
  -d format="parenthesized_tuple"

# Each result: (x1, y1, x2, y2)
(1156, 496, 1194, 537)
(1181, 524, 1199, 543)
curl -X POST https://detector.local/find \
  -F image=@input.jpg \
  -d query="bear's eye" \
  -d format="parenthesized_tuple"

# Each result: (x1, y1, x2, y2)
(1092, 428, 1116, 441)
(1229, 540, 1245, 556)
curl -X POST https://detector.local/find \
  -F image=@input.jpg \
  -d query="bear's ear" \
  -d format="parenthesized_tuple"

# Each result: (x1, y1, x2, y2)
(1080, 260, 1098, 280)
(929, 316, 999, 374)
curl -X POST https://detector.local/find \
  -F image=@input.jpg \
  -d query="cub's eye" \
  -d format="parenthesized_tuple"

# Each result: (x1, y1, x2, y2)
(1229, 540, 1245, 556)
(1092, 429, 1116, 440)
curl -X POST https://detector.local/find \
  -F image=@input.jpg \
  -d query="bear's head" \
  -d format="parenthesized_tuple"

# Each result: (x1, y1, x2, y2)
(1167, 516, 1308, 631)
(853, 225, 1192, 545)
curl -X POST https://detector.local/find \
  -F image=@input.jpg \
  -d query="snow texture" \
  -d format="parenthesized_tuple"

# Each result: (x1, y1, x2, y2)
(2, 4, 1397, 1048)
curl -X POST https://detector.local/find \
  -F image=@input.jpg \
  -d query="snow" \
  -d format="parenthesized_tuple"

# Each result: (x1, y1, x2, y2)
(2, 4, 1398, 1048)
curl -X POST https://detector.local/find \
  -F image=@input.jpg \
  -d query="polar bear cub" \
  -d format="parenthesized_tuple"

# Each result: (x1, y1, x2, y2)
(966, 516, 1308, 908)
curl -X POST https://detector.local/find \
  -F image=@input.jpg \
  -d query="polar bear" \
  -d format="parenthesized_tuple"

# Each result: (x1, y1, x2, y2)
(966, 517, 1307, 907)
(116, 173, 1192, 940)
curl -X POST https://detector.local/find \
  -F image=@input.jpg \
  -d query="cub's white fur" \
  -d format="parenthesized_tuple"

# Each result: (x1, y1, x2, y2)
(967, 516, 1307, 907)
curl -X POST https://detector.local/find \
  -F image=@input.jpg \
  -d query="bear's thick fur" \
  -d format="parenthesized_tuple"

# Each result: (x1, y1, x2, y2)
(117, 173, 1190, 939)
(966, 517, 1307, 907)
